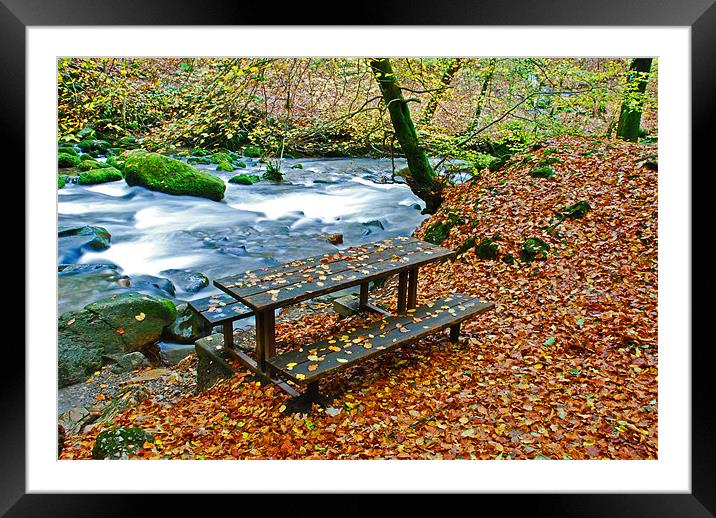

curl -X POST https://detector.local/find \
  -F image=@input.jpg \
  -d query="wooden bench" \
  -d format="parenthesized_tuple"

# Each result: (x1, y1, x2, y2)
(267, 292, 494, 400)
(188, 292, 254, 348)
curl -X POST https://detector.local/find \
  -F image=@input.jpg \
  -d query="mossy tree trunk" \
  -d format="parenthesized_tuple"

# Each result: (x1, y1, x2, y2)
(370, 58, 442, 214)
(468, 58, 497, 134)
(616, 58, 653, 142)
(419, 58, 463, 126)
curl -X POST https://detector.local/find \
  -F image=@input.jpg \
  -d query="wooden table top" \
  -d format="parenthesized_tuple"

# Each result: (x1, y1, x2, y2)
(213, 236, 455, 312)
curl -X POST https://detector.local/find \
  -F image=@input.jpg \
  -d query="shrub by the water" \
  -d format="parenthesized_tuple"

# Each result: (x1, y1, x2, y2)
(243, 146, 263, 158)
(58, 176, 66, 189)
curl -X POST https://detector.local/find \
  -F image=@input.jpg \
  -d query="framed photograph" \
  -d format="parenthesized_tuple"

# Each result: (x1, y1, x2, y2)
(6, 0, 711, 514)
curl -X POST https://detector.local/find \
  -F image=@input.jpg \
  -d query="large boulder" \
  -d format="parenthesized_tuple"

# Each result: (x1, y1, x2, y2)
(162, 303, 210, 344)
(58, 292, 176, 387)
(123, 150, 226, 201)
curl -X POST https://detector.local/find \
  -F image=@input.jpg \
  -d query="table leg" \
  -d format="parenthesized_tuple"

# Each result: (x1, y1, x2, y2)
(255, 309, 276, 375)
(359, 282, 369, 309)
(222, 322, 234, 349)
(397, 271, 408, 314)
(407, 267, 418, 309)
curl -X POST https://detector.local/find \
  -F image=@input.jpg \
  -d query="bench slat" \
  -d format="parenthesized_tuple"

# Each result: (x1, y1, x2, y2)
(268, 293, 494, 385)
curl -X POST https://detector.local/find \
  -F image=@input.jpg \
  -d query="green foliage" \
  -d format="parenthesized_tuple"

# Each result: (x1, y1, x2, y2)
(520, 237, 551, 261)
(187, 157, 212, 165)
(229, 174, 260, 185)
(78, 139, 111, 153)
(472, 153, 499, 171)
(58, 153, 81, 168)
(529, 166, 556, 179)
(262, 161, 284, 182)
(210, 152, 232, 164)
(77, 167, 123, 185)
(244, 146, 263, 158)
(191, 147, 212, 157)
(58, 176, 66, 189)
(455, 236, 476, 255)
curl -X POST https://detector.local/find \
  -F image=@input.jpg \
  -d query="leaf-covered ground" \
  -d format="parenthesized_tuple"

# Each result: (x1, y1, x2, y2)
(62, 135, 658, 460)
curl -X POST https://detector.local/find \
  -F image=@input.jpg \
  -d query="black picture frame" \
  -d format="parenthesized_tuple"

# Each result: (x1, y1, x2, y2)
(4, 0, 711, 514)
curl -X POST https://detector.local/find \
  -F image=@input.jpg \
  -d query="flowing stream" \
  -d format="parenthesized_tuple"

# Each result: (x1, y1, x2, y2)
(58, 157, 429, 335)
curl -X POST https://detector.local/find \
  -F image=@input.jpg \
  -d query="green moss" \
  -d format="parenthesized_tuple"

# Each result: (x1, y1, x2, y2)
(455, 236, 476, 255)
(58, 176, 66, 189)
(243, 146, 263, 158)
(118, 136, 138, 147)
(529, 166, 556, 179)
(79, 153, 93, 161)
(424, 211, 465, 245)
(234, 161, 247, 168)
(472, 153, 499, 171)
(58, 146, 78, 156)
(160, 299, 177, 320)
(105, 156, 126, 172)
(520, 237, 551, 261)
(502, 253, 515, 265)
(559, 200, 591, 220)
(123, 151, 226, 201)
(77, 167, 123, 185)
(216, 161, 235, 172)
(229, 174, 260, 185)
(92, 427, 153, 460)
(291, 163, 303, 169)
(475, 237, 499, 259)
(58, 153, 81, 168)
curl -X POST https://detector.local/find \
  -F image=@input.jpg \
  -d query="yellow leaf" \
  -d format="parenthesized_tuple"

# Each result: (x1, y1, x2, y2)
(135, 312, 146, 321)
(534, 364, 543, 369)
(296, 374, 305, 380)
(337, 358, 348, 363)
(142, 441, 154, 449)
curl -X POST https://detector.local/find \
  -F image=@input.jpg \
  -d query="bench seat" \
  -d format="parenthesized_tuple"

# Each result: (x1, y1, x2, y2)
(267, 292, 494, 386)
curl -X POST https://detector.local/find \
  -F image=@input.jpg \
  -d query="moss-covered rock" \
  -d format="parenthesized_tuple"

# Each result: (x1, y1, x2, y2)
(243, 146, 263, 158)
(210, 152, 232, 164)
(92, 427, 153, 460)
(78, 159, 111, 171)
(520, 237, 551, 261)
(291, 163, 303, 169)
(229, 174, 260, 185)
(105, 156, 126, 172)
(58, 176, 66, 189)
(58, 153, 81, 168)
(187, 156, 212, 165)
(162, 303, 210, 344)
(529, 166, 556, 179)
(77, 139, 111, 153)
(58, 146, 78, 156)
(79, 153, 94, 161)
(234, 161, 247, 169)
(216, 161, 235, 172)
(117, 135, 138, 148)
(58, 292, 176, 387)
(123, 151, 226, 201)
(77, 167, 123, 185)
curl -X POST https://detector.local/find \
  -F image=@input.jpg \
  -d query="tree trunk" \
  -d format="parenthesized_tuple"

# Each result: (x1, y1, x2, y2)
(419, 58, 463, 126)
(370, 58, 442, 214)
(616, 58, 653, 142)
(467, 58, 497, 135)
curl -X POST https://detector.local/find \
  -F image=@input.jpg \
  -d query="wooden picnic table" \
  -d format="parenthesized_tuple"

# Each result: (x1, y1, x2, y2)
(212, 236, 455, 394)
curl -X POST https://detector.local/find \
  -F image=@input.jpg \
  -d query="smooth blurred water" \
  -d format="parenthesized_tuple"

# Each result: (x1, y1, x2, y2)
(58, 156, 429, 315)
